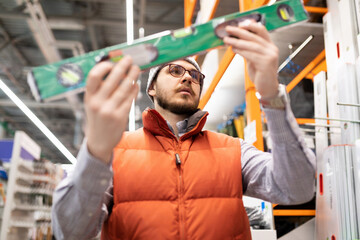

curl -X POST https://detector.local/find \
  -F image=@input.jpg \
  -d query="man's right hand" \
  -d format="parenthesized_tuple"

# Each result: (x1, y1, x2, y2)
(84, 56, 140, 164)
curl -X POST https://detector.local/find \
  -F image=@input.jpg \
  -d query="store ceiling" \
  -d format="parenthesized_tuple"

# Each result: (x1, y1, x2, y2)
(0, 0, 326, 164)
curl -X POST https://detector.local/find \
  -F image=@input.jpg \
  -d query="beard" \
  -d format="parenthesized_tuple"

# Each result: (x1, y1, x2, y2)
(156, 88, 199, 115)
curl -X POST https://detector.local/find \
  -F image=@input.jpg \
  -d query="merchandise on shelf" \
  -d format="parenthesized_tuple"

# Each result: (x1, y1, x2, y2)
(0, 131, 64, 240)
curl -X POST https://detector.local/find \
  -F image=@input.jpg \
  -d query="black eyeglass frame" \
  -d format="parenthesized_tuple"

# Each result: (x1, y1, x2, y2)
(160, 63, 205, 85)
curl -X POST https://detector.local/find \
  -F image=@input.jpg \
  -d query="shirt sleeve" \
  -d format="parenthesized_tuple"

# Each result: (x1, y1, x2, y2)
(52, 140, 114, 240)
(241, 85, 316, 205)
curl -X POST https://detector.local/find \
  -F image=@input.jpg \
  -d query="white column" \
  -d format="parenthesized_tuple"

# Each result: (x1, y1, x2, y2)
(127, 0, 136, 131)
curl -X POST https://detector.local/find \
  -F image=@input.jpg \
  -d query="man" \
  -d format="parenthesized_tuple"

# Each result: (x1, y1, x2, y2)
(52, 20, 315, 239)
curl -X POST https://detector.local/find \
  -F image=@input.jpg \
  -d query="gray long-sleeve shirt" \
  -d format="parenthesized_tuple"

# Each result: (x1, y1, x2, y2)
(52, 86, 316, 240)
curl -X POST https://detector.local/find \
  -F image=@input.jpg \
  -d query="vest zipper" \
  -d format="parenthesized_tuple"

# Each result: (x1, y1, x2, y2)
(175, 153, 181, 166)
(175, 153, 185, 240)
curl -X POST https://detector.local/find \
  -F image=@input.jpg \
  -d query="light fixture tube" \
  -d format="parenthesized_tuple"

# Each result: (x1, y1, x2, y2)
(0, 78, 76, 164)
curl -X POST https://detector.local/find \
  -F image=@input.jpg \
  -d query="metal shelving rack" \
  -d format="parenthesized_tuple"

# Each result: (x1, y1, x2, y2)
(315, 0, 360, 239)
(188, 0, 326, 220)
(187, 1, 360, 238)
(0, 131, 63, 240)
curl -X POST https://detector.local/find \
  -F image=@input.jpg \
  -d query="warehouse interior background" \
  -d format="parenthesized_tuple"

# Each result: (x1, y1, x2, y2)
(0, 0, 326, 164)
(3, 0, 360, 239)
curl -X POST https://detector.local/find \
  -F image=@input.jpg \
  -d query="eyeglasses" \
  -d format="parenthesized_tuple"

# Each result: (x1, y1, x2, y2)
(164, 64, 205, 85)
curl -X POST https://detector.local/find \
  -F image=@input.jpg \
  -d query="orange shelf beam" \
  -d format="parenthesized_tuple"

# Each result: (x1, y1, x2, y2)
(239, 0, 266, 150)
(184, 0, 197, 27)
(198, 47, 235, 109)
(239, 0, 251, 12)
(192, 0, 220, 62)
(209, 0, 220, 20)
(286, 50, 326, 93)
(0, 183, 5, 203)
(295, 118, 315, 125)
(305, 59, 327, 79)
(273, 209, 316, 216)
(304, 6, 328, 14)
(251, 0, 269, 9)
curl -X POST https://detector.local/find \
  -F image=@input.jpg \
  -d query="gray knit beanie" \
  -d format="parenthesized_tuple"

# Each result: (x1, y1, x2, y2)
(146, 57, 203, 102)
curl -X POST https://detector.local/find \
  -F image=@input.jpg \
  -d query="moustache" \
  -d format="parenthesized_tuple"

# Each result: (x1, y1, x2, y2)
(176, 87, 195, 95)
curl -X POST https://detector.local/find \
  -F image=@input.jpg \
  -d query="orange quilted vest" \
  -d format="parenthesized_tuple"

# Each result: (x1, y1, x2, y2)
(101, 109, 251, 240)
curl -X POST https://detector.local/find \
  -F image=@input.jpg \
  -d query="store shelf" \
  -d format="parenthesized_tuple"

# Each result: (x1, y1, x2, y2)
(16, 172, 56, 185)
(10, 220, 34, 229)
(13, 204, 51, 212)
(273, 209, 316, 216)
(14, 186, 53, 196)
(17, 161, 35, 173)
(1, 132, 63, 239)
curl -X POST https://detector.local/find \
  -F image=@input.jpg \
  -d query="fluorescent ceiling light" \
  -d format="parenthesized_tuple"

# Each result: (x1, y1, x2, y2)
(126, 0, 134, 44)
(0, 78, 77, 164)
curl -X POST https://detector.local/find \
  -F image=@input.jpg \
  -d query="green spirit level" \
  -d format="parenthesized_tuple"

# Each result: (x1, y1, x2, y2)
(28, 0, 308, 101)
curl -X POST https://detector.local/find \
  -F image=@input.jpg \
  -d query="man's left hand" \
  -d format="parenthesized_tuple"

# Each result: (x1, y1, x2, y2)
(223, 20, 279, 99)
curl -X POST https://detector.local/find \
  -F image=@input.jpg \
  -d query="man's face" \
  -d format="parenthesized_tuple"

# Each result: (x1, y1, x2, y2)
(148, 60, 202, 115)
